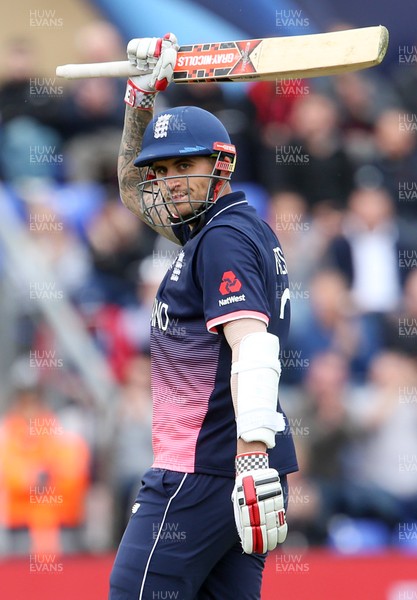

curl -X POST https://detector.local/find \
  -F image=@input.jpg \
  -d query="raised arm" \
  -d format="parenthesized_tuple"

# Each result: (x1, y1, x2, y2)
(117, 34, 181, 243)
(118, 106, 152, 220)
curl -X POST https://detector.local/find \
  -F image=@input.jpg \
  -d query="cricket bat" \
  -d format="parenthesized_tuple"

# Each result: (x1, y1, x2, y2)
(56, 25, 389, 83)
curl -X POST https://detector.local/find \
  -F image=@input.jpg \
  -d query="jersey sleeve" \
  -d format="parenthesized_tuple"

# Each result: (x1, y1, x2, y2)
(195, 225, 270, 334)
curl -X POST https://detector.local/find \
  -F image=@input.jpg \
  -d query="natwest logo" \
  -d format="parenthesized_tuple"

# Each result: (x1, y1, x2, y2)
(219, 271, 242, 295)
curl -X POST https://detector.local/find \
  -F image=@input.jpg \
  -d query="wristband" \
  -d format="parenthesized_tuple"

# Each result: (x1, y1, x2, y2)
(124, 79, 156, 110)
(235, 452, 269, 475)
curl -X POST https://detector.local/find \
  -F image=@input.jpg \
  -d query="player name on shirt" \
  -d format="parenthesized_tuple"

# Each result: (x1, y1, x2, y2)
(151, 299, 169, 331)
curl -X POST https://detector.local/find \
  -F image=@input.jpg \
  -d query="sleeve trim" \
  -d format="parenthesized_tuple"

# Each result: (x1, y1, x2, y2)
(206, 310, 269, 334)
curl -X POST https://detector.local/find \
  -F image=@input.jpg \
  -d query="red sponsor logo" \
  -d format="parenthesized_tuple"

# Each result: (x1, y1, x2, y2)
(219, 271, 242, 295)
(213, 141, 236, 153)
(230, 40, 261, 75)
(174, 39, 262, 81)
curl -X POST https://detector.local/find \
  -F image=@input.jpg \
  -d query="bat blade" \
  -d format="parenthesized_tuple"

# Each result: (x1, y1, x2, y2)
(55, 25, 389, 82)
(173, 26, 389, 83)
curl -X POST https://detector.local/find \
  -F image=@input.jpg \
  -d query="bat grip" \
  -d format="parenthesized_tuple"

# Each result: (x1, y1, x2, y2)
(56, 61, 146, 79)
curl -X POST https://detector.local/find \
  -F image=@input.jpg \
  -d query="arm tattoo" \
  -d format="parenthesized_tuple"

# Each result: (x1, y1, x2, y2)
(118, 106, 180, 244)
(118, 106, 151, 218)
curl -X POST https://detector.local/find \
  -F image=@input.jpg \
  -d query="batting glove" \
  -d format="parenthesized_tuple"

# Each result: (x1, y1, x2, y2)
(232, 452, 287, 554)
(124, 33, 178, 110)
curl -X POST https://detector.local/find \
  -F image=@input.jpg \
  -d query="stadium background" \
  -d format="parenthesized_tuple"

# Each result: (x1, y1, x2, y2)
(0, 1, 417, 598)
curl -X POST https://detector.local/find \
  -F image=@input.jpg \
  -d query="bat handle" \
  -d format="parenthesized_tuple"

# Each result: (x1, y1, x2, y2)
(56, 60, 145, 79)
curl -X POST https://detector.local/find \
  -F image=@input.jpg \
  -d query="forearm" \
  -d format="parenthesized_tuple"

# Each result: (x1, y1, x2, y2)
(228, 321, 288, 552)
(118, 105, 153, 220)
(117, 33, 180, 242)
(118, 103, 181, 243)
(237, 439, 267, 454)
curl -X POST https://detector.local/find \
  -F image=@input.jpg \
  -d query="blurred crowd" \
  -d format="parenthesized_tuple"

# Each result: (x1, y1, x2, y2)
(0, 20, 416, 555)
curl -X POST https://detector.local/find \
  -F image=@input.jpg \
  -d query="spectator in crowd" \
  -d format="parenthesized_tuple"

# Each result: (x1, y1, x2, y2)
(121, 253, 172, 355)
(357, 108, 417, 221)
(392, 43, 417, 116)
(281, 435, 323, 546)
(283, 351, 359, 545)
(379, 268, 417, 359)
(0, 358, 90, 555)
(0, 39, 63, 183)
(345, 350, 417, 530)
(25, 196, 92, 302)
(58, 21, 127, 183)
(111, 353, 153, 541)
(266, 191, 312, 272)
(325, 185, 417, 311)
(275, 93, 355, 210)
(266, 189, 344, 284)
(289, 268, 381, 382)
(330, 71, 400, 166)
(0, 38, 57, 126)
(165, 80, 226, 115)
(83, 191, 156, 306)
(246, 79, 307, 191)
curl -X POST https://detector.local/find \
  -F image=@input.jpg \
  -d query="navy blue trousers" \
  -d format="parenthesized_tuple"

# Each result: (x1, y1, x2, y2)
(109, 468, 288, 600)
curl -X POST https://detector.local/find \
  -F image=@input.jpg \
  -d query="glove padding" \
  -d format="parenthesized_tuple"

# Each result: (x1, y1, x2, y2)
(127, 33, 178, 92)
(232, 455, 287, 554)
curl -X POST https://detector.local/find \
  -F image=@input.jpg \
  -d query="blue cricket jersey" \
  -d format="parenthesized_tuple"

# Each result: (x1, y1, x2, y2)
(149, 191, 298, 478)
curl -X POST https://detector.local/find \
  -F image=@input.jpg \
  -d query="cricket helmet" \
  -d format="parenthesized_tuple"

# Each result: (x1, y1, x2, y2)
(134, 106, 234, 167)
(134, 106, 236, 228)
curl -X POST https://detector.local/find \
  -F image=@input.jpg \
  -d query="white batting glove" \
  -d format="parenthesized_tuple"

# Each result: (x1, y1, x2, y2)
(232, 452, 287, 554)
(124, 33, 178, 110)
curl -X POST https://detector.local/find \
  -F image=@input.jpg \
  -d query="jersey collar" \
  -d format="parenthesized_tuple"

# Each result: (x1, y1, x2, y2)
(172, 191, 248, 243)
(190, 191, 248, 238)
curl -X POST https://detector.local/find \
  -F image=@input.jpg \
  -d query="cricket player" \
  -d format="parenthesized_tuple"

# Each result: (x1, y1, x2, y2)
(109, 33, 298, 600)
